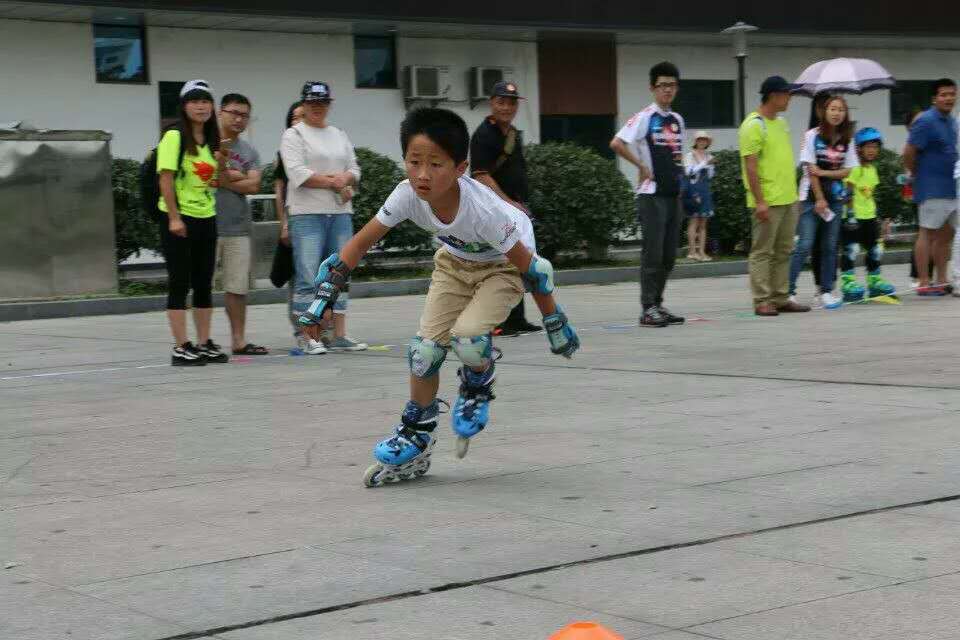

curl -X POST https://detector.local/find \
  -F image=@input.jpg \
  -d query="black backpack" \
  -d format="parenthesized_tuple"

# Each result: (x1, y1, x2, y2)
(140, 129, 185, 217)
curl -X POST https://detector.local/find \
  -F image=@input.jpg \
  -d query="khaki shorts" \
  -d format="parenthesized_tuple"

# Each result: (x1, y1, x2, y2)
(419, 249, 524, 344)
(215, 235, 252, 295)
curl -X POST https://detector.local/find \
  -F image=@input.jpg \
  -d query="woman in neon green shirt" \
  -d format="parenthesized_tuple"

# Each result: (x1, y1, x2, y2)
(157, 79, 228, 366)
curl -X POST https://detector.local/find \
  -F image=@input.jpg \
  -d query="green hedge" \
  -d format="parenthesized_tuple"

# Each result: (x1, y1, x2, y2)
(112, 158, 161, 263)
(113, 143, 911, 264)
(525, 142, 635, 260)
(351, 148, 433, 253)
(709, 150, 752, 254)
(873, 148, 911, 222)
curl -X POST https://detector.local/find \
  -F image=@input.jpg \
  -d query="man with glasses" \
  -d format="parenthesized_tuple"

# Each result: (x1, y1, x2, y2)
(215, 93, 266, 355)
(611, 62, 686, 327)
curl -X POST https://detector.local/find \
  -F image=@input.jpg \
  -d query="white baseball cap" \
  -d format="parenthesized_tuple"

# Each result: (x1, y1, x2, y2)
(180, 79, 213, 100)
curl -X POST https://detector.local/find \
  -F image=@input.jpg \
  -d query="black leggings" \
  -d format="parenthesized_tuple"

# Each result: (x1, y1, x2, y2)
(158, 214, 217, 310)
(840, 218, 881, 272)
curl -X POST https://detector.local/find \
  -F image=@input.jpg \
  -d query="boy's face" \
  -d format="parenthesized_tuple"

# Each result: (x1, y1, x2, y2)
(404, 134, 467, 204)
(861, 141, 880, 162)
(650, 75, 678, 106)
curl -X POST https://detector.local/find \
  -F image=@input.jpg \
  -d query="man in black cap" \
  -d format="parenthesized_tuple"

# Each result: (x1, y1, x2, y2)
(739, 75, 807, 316)
(469, 80, 542, 336)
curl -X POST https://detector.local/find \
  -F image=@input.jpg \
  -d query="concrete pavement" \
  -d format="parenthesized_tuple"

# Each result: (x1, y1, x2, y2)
(2, 268, 960, 640)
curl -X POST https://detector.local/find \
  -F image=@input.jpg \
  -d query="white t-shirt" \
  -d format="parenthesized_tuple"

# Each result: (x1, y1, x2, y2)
(280, 122, 361, 215)
(615, 103, 685, 196)
(375, 177, 535, 263)
(797, 127, 859, 201)
(684, 151, 715, 179)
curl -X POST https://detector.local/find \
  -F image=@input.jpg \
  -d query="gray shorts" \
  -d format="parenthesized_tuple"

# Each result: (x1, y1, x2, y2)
(918, 198, 959, 229)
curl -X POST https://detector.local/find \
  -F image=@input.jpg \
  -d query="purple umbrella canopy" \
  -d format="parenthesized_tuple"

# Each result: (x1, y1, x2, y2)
(792, 57, 896, 96)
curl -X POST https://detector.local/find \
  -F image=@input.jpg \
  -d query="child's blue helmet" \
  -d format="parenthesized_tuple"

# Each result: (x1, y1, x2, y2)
(855, 127, 883, 147)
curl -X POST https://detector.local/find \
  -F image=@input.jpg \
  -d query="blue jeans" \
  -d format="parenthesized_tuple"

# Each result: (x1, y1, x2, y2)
(789, 200, 842, 295)
(289, 214, 354, 319)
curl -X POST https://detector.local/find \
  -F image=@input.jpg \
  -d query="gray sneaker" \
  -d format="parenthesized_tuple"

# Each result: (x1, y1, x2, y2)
(327, 336, 368, 352)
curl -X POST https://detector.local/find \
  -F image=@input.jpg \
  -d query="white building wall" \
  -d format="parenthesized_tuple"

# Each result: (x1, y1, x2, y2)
(617, 41, 960, 187)
(0, 18, 538, 168)
(4, 15, 960, 187)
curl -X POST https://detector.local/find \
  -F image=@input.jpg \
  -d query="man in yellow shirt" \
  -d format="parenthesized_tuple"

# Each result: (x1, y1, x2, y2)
(739, 76, 809, 316)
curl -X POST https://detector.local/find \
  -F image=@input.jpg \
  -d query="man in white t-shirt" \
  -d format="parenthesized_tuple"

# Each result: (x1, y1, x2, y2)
(611, 61, 686, 328)
(297, 108, 579, 488)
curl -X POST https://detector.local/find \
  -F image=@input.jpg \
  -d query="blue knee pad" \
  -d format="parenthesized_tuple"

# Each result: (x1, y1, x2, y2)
(869, 243, 883, 262)
(451, 334, 493, 368)
(408, 337, 448, 378)
(845, 242, 860, 263)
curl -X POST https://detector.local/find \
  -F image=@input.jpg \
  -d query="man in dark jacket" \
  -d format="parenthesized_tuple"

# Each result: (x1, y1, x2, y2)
(469, 80, 542, 336)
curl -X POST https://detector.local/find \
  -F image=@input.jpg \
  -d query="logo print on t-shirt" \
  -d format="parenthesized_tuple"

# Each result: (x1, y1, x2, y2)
(500, 221, 517, 245)
(193, 161, 215, 183)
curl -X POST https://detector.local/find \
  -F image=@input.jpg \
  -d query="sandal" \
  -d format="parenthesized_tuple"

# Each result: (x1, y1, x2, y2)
(233, 343, 269, 355)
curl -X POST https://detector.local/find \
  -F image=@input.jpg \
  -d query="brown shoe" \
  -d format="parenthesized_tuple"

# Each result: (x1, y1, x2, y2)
(776, 300, 811, 313)
(754, 303, 779, 316)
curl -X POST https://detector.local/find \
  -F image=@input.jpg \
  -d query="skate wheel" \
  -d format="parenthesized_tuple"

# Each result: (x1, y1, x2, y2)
(455, 435, 470, 459)
(414, 459, 431, 477)
(363, 463, 385, 488)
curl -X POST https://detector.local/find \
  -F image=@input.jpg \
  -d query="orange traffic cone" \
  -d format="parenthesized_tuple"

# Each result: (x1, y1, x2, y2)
(548, 621, 625, 640)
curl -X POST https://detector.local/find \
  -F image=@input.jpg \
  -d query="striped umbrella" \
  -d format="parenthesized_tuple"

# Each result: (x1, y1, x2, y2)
(791, 57, 896, 96)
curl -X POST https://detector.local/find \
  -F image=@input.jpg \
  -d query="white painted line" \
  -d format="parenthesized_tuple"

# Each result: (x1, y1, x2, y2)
(0, 345, 399, 382)
(0, 367, 131, 381)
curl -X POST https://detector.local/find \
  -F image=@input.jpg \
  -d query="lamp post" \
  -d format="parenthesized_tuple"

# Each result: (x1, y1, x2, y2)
(722, 21, 758, 124)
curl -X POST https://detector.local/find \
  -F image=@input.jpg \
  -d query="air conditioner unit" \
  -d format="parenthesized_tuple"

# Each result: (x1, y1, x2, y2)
(403, 65, 450, 102)
(469, 67, 514, 108)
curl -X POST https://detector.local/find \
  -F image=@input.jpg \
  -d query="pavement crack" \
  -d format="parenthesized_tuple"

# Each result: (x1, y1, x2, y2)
(689, 460, 866, 488)
(0, 454, 39, 489)
(77, 547, 300, 587)
(149, 492, 960, 640)
(680, 570, 957, 632)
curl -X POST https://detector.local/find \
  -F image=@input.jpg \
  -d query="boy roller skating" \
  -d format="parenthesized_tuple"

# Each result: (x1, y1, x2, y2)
(298, 108, 580, 487)
(840, 127, 896, 302)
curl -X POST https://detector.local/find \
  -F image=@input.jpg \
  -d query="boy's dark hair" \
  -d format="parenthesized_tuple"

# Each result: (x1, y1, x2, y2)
(221, 93, 251, 109)
(649, 61, 680, 87)
(932, 78, 957, 97)
(400, 108, 469, 164)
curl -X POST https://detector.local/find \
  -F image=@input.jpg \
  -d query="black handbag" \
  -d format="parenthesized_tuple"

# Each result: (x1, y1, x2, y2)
(270, 240, 294, 288)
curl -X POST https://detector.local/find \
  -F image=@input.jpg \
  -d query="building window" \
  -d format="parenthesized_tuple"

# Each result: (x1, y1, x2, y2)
(354, 35, 397, 89)
(890, 80, 935, 125)
(158, 81, 185, 131)
(673, 80, 735, 129)
(540, 115, 616, 159)
(94, 24, 147, 83)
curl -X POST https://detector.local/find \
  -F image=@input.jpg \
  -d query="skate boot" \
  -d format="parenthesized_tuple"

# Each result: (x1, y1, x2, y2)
(840, 270, 865, 302)
(866, 270, 896, 298)
(363, 399, 446, 487)
(452, 363, 496, 459)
